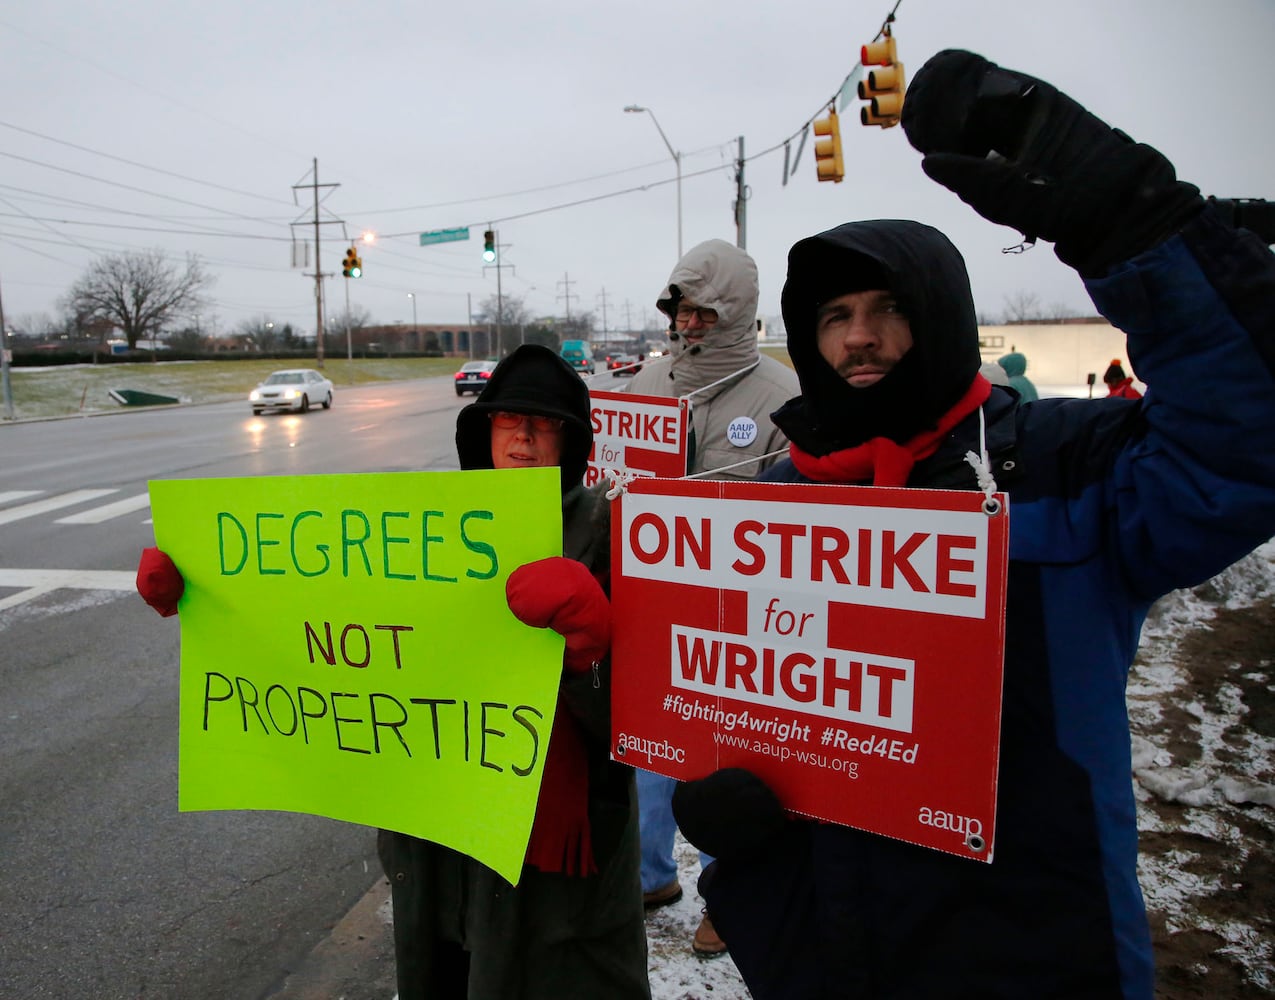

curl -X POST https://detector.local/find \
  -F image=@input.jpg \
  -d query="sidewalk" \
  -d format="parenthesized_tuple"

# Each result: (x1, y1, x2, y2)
(264, 833, 751, 1000)
(266, 877, 397, 1000)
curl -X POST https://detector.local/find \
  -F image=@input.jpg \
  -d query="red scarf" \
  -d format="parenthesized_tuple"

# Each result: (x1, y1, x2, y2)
(523, 694, 596, 876)
(790, 375, 992, 486)
(1106, 377, 1142, 400)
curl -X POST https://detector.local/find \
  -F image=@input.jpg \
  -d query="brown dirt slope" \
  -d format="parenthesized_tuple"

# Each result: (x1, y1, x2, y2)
(1131, 558, 1275, 999)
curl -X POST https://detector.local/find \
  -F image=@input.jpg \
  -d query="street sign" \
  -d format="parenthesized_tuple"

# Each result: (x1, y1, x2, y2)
(419, 227, 470, 246)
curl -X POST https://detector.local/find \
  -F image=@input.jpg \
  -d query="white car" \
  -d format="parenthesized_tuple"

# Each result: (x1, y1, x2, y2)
(249, 369, 334, 414)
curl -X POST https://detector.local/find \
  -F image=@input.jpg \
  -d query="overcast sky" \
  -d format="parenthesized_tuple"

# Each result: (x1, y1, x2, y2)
(2, 0, 1272, 341)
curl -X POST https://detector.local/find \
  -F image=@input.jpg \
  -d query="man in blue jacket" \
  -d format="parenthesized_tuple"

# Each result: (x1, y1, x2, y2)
(672, 50, 1275, 999)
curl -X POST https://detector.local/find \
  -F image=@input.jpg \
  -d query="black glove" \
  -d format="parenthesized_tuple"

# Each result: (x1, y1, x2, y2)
(671, 768, 786, 862)
(901, 49, 1203, 276)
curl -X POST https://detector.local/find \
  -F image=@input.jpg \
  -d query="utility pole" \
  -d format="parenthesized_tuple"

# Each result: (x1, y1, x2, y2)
(0, 274, 13, 420)
(482, 227, 516, 357)
(291, 159, 341, 369)
(467, 293, 474, 359)
(557, 272, 578, 323)
(313, 160, 324, 367)
(596, 288, 612, 349)
(733, 136, 748, 250)
(495, 229, 503, 356)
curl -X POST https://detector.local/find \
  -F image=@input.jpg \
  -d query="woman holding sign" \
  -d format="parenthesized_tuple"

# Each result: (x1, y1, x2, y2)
(378, 344, 650, 999)
(136, 344, 650, 999)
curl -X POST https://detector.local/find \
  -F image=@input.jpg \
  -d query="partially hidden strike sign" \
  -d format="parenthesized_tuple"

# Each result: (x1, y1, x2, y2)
(148, 468, 563, 884)
(611, 478, 1009, 862)
(585, 389, 688, 487)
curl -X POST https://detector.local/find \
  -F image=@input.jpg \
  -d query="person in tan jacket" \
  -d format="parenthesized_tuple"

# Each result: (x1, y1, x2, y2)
(628, 239, 796, 481)
(626, 239, 798, 955)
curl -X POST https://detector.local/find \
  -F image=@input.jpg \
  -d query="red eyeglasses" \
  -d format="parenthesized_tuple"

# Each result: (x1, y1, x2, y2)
(488, 411, 564, 432)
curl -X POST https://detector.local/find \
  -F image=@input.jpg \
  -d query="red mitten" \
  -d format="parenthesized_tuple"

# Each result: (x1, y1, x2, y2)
(506, 557, 610, 672)
(136, 547, 184, 617)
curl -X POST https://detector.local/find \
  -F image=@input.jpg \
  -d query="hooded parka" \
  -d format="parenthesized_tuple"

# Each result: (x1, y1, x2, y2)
(628, 239, 797, 479)
(702, 215, 1275, 1000)
(997, 351, 1039, 401)
(378, 345, 650, 1000)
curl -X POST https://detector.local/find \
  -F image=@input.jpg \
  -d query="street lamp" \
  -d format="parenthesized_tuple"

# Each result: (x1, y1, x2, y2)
(624, 104, 682, 259)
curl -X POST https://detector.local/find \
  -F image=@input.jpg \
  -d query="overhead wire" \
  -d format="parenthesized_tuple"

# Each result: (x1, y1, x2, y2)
(742, 0, 903, 169)
(0, 149, 289, 228)
(0, 120, 296, 207)
(2, 6, 905, 327)
(2, 4, 904, 269)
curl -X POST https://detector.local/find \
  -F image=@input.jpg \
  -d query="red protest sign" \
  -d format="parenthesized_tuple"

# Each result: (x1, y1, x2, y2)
(585, 390, 688, 487)
(610, 477, 1009, 862)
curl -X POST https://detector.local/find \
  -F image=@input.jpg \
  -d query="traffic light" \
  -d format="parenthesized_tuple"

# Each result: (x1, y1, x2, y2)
(482, 229, 496, 263)
(860, 34, 906, 127)
(813, 107, 844, 183)
(342, 246, 362, 278)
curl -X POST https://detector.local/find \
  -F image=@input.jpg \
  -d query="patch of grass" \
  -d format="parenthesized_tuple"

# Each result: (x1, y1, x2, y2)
(5, 349, 795, 421)
(761, 346, 794, 369)
(4, 357, 462, 421)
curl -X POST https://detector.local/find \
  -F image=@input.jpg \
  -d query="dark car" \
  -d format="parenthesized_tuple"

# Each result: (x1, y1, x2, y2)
(607, 354, 642, 376)
(454, 360, 498, 396)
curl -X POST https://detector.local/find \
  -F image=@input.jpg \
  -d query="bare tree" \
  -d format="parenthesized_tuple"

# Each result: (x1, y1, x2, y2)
(235, 315, 285, 352)
(473, 294, 531, 329)
(327, 304, 373, 354)
(64, 250, 211, 349)
(474, 295, 536, 356)
(165, 326, 208, 352)
(556, 311, 596, 342)
(9, 312, 60, 343)
(1002, 290, 1042, 324)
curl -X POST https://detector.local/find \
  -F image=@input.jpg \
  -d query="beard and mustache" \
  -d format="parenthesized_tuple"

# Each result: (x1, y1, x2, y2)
(830, 349, 896, 380)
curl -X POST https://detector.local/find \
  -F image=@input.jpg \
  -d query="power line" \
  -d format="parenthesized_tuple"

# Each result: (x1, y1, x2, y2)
(346, 142, 734, 216)
(0, 213, 292, 241)
(0, 149, 289, 224)
(0, 119, 295, 207)
(377, 161, 730, 237)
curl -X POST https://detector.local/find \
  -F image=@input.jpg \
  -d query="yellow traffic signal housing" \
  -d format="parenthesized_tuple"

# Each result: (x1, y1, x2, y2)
(813, 108, 844, 183)
(860, 34, 906, 128)
(341, 246, 362, 278)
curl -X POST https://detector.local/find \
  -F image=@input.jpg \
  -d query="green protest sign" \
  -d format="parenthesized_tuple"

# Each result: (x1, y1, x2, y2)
(148, 468, 563, 884)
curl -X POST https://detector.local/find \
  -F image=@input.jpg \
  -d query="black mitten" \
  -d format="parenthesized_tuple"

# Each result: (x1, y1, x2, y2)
(672, 768, 786, 862)
(901, 49, 1203, 276)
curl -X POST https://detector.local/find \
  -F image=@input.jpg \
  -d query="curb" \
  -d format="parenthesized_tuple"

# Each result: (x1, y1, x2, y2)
(266, 877, 398, 1000)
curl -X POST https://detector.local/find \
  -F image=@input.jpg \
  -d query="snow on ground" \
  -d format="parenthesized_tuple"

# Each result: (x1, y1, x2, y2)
(647, 838, 750, 1000)
(643, 541, 1275, 998)
(1129, 540, 1275, 993)
(382, 542, 1273, 999)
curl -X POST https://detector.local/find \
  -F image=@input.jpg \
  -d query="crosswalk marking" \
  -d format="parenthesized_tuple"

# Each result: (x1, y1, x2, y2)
(0, 489, 119, 526)
(55, 493, 152, 524)
(0, 490, 44, 505)
(0, 568, 136, 612)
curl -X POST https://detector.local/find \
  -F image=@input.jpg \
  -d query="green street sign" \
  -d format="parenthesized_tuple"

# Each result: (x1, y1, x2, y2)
(419, 227, 470, 246)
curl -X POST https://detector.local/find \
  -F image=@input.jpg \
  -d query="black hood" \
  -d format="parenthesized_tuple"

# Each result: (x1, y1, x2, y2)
(455, 344, 592, 491)
(775, 219, 981, 454)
